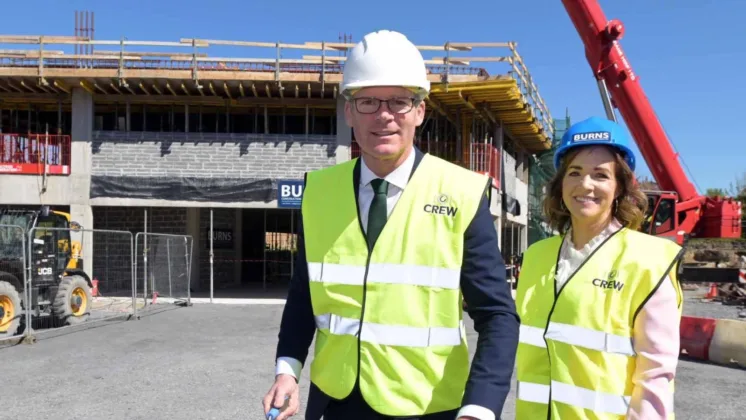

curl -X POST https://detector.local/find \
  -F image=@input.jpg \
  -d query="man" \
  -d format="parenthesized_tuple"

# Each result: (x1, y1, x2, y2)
(262, 30, 519, 420)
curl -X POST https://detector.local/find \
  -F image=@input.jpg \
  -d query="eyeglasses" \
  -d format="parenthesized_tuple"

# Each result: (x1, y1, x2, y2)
(352, 97, 418, 114)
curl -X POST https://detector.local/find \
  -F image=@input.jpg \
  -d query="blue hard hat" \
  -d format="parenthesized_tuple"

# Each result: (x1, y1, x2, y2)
(553, 116, 636, 171)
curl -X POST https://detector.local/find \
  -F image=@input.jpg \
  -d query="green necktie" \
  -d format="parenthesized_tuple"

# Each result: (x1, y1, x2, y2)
(367, 178, 389, 249)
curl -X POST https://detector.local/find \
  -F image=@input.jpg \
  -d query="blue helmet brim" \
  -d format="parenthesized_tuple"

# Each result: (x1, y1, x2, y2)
(553, 142, 636, 172)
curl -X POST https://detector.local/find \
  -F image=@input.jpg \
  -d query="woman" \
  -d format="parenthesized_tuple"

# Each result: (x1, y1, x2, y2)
(514, 116, 684, 420)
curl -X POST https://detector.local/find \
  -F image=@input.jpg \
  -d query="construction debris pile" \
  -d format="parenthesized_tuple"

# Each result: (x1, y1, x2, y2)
(685, 239, 746, 314)
(682, 238, 746, 268)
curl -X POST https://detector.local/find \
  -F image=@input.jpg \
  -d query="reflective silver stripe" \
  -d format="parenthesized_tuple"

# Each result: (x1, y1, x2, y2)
(519, 325, 547, 348)
(314, 313, 464, 347)
(551, 380, 631, 415)
(307, 262, 364, 286)
(314, 313, 360, 336)
(516, 380, 632, 415)
(520, 322, 634, 356)
(517, 381, 550, 404)
(307, 262, 460, 289)
(545, 322, 636, 356)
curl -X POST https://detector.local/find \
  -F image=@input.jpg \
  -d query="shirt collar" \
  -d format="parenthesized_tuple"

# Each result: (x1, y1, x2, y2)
(564, 217, 624, 250)
(359, 147, 415, 191)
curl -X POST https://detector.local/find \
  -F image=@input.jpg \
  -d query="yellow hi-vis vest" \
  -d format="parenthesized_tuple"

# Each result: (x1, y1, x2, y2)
(514, 227, 683, 420)
(301, 153, 490, 416)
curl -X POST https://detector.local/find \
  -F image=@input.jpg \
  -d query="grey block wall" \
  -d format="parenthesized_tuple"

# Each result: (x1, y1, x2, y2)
(89, 131, 337, 203)
(91, 131, 337, 178)
(92, 206, 187, 235)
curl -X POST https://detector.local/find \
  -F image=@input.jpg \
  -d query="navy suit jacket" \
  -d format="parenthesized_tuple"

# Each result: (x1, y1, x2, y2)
(275, 147, 520, 419)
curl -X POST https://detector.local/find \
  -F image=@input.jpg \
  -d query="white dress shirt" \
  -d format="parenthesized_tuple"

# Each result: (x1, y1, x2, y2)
(276, 148, 490, 419)
(357, 147, 415, 231)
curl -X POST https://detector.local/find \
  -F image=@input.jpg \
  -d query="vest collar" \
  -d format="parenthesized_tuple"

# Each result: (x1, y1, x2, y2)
(352, 145, 425, 193)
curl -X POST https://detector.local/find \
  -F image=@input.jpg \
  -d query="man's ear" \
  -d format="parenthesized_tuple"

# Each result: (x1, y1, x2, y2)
(344, 100, 353, 127)
(414, 100, 426, 126)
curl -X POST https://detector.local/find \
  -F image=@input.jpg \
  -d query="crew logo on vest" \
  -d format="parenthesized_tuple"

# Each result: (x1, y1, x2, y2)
(591, 269, 624, 291)
(423, 193, 458, 217)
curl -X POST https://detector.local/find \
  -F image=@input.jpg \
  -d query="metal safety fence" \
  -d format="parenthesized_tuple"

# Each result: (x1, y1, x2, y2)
(135, 233, 193, 310)
(0, 224, 28, 344)
(27, 227, 136, 333)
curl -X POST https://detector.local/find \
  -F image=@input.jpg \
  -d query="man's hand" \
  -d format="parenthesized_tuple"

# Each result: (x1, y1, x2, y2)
(262, 374, 300, 419)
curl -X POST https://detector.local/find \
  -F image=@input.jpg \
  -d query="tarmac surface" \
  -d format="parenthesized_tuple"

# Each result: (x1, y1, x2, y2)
(682, 287, 746, 320)
(3, 298, 746, 420)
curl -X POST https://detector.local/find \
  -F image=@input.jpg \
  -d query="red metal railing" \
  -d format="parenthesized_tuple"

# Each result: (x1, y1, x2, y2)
(0, 133, 72, 175)
(469, 143, 501, 189)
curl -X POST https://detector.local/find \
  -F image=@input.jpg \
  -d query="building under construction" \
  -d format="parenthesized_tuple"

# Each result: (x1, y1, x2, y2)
(0, 24, 555, 295)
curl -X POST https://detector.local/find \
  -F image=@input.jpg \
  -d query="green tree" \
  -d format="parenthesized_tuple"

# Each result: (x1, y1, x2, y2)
(727, 172, 746, 239)
(728, 172, 746, 197)
(636, 174, 659, 191)
(706, 188, 727, 197)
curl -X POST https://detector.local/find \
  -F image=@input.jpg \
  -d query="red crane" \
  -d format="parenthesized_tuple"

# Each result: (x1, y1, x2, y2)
(561, 0, 742, 244)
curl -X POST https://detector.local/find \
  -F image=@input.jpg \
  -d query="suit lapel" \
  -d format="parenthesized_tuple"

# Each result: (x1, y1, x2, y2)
(353, 157, 362, 219)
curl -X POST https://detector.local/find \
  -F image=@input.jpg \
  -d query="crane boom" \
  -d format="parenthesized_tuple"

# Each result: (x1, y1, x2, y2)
(560, 0, 699, 202)
(560, 0, 742, 241)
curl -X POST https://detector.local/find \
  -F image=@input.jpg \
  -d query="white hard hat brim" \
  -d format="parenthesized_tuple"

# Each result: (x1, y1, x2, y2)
(342, 80, 430, 94)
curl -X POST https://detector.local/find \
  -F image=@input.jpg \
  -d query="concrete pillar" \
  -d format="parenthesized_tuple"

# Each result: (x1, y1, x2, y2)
(520, 223, 528, 253)
(71, 88, 94, 278)
(335, 96, 351, 163)
(57, 101, 62, 134)
(125, 101, 131, 132)
(71, 88, 93, 197)
(263, 105, 269, 134)
(305, 105, 309, 135)
(234, 209, 243, 285)
(186, 208, 201, 291)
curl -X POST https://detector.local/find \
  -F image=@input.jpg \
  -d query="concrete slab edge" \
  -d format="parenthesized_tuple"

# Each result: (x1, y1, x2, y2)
(145, 297, 288, 305)
(680, 315, 746, 369)
(0, 313, 133, 349)
(708, 318, 746, 368)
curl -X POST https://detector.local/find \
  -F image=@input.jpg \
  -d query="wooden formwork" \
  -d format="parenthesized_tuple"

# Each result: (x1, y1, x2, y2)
(0, 35, 555, 150)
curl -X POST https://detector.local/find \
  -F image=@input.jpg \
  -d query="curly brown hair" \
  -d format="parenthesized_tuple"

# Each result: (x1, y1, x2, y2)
(542, 146, 648, 235)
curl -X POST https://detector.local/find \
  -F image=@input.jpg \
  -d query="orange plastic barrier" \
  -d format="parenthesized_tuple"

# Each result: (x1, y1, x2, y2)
(679, 316, 717, 360)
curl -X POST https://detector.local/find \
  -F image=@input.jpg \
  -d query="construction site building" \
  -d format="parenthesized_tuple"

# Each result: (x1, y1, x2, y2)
(527, 112, 571, 246)
(0, 33, 555, 295)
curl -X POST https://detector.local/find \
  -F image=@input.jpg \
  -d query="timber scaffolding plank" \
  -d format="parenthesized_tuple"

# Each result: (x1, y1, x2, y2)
(0, 35, 554, 148)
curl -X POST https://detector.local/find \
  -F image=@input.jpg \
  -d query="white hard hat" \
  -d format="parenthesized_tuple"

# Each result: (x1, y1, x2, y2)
(341, 30, 430, 98)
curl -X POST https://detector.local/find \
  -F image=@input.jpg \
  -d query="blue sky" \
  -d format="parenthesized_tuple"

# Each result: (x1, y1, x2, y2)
(3, 0, 744, 192)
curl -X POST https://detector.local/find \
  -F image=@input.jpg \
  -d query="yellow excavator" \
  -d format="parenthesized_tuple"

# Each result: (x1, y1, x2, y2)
(0, 206, 92, 336)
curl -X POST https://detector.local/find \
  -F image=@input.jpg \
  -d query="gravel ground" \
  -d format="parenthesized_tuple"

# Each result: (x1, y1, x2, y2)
(2, 302, 745, 420)
(682, 287, 746, 320)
